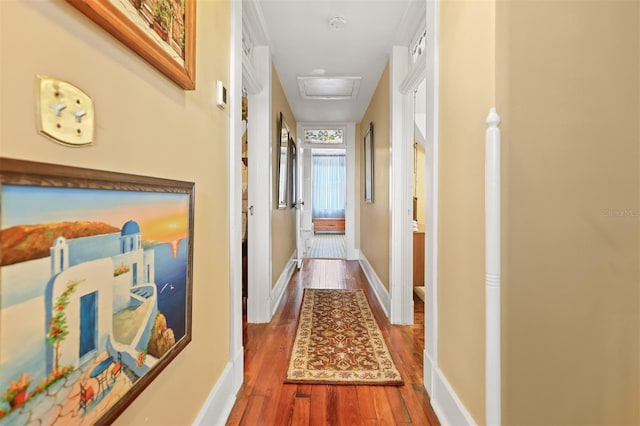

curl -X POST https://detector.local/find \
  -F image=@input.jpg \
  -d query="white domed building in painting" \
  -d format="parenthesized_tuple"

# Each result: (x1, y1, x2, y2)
(44, 220, 159, 379)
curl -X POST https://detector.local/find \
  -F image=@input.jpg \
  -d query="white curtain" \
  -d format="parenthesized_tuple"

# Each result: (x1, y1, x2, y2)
(312, 154, 346, 218)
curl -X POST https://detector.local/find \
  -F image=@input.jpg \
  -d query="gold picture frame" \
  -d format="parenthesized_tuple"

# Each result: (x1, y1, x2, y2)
(67, 0, 196, 90)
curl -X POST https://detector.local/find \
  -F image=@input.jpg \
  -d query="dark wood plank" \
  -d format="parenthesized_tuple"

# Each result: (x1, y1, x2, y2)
(226, 259, 440, 426)
(334, 385, 362, 426)
(269, 384, 297, 426)
(292, 396, 311, 425)
(370, 386, 397, 425)
(239, 395, 266, 426)
(356, 385, 379, 423)
(309, 385, 328, 426)
(296, 385, 313, 398)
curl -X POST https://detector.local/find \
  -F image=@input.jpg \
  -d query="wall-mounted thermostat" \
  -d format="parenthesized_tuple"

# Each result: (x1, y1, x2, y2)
(216, 80, 227, 109)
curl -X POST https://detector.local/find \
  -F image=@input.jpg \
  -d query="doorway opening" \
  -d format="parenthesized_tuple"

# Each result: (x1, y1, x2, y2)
(305, 149, 346, 260)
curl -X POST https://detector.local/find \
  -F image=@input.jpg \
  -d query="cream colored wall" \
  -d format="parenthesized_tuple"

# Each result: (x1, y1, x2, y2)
(438, 0, 495, 422)
(271, 64, 296, 287)
(0, 1, 230, 424)
(359, 63, 390, 290)
(497, 2, 640, 424)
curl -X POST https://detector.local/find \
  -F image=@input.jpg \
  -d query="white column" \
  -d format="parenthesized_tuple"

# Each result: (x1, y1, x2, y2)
(247, 45, 272, 323)
(423, 0, 440, 395)
(485, 107, 501, 426)
(345, 123, 358, 260)
(229, 0, 244, 393)
(389, 45, 414, 325)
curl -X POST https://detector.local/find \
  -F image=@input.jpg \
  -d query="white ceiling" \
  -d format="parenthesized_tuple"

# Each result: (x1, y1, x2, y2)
(252, 0, 422, 123)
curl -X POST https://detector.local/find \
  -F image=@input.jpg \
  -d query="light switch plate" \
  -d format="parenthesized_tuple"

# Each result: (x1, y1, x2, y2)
(36, 75, 95, 147)
(216, 80, 227, 109)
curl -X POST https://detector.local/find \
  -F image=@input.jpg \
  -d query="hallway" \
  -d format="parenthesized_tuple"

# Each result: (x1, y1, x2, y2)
(306, 235, 346, 259)
(228, 259, 439, 425)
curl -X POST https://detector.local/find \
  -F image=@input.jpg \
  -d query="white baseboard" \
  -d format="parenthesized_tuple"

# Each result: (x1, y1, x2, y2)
(231, 348, 244, 395)
(271, 253, 296, 317)
(192, 362, 237, 426)
(430, 367, 477, 426)
(346, 247, 359, 261)
(424, 349, 435, 396)
(358, 250, 390, 317)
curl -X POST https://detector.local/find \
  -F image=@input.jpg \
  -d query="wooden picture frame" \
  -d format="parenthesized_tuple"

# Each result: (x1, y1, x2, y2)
(67, 0, 196, 90)
(0, 158, 195, 424)
(363, 122, 374, 203)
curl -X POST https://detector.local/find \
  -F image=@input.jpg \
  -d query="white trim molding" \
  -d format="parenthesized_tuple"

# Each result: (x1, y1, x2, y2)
(344, 123, 358, 260)
(229, 0, 244, 396)
(193, 363, 237, 426)
(389, 45, 414, 326)
(242, 53, 262, 95)
(394, 0, 426, 46)
(358, 250, 390, 317)
(424, 0, 440, 397)
(246, 45, 273, 323)
(242, 0, 271, 48)
(431, 368, 478, 426)
(271, 253, 297, 317)
(485, 107, 501, 426)
(399, 53, 427, 95)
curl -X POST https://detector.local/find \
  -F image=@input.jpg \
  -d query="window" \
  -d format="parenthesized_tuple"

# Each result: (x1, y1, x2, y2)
(304, 129, 344, 144)
(312, 154, 346, 219)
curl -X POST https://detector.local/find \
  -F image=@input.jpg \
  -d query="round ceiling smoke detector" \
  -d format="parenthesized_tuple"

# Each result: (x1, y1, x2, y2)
(328, 16, 347, 31)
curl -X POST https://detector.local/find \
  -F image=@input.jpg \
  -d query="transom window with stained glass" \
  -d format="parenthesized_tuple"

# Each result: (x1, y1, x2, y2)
(304, 129, 344, 144)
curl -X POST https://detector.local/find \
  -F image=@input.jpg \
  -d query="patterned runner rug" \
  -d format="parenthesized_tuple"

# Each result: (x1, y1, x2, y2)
(285, 289, 403, 385)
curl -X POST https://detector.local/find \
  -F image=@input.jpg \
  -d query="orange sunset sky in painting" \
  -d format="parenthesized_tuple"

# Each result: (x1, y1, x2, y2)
(140, 212, 188, 243)
(2, 186, 191, 246)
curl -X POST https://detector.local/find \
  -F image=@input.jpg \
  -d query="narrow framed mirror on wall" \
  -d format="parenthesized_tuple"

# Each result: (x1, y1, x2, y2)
(289, 137, 297, 208)
(276, 112, 290, 209)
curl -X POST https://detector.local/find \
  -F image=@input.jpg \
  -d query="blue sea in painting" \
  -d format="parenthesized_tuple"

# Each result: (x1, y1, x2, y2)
(0, 237, 190, 391)
(152, 238, 188, 340)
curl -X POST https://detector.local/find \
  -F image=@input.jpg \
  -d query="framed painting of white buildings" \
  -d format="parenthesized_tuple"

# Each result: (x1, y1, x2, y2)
(0, 158, 194, 424)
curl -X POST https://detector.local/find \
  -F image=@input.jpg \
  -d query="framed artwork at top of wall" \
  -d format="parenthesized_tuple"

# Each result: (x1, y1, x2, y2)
(67, 0, 196, 90)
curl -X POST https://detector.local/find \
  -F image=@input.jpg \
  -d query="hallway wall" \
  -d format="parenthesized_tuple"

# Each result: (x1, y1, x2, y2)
(0, 1, 230, 424)
(271, 65, 297, 287)
(497, 2, 640, 424)
(359, 63, 390, 290)
(438, 0, 495, 422)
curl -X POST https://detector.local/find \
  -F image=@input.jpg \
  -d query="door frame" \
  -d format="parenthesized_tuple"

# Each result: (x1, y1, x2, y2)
(423, 0, 440, 397)
(389, 0, 440, 394)
(228, 0, 441, 404)
(297, 122, 357, 261)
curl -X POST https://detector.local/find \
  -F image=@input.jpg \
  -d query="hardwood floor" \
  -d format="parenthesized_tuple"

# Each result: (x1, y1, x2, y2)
(227, 259, 440, 426)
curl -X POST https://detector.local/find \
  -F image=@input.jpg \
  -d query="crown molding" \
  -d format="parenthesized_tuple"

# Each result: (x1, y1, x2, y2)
(242, 0, 272, 50)
(394, 0, 426, 46)
(242, 53, 263, 94)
